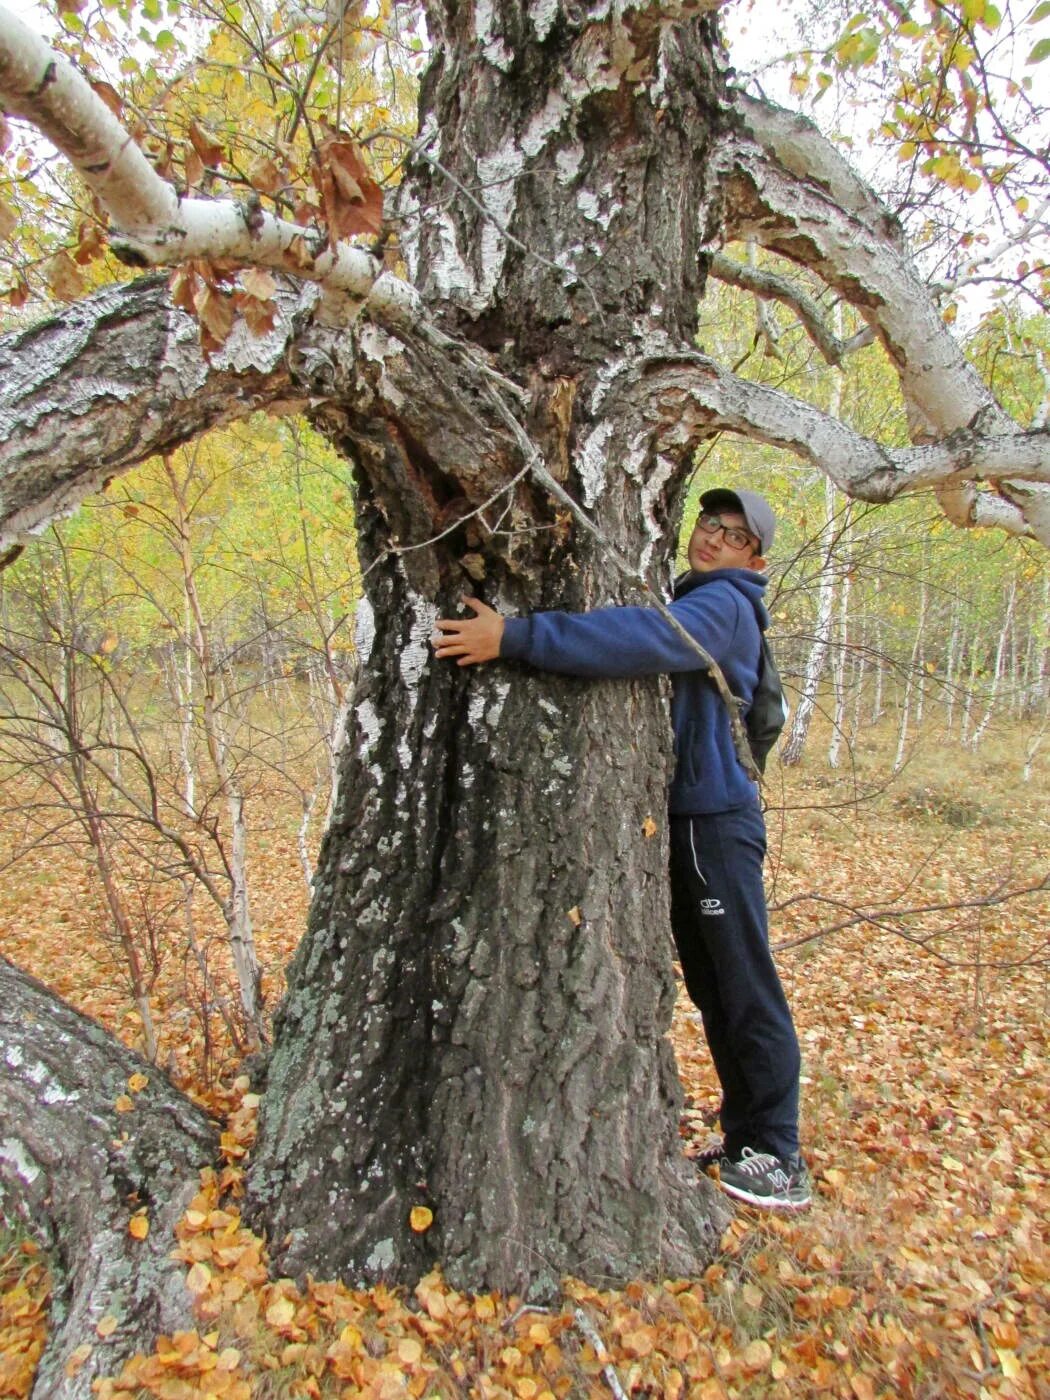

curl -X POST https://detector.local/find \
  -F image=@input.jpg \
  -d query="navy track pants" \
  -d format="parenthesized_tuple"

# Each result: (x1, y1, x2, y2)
(669, 802, 801, 1160)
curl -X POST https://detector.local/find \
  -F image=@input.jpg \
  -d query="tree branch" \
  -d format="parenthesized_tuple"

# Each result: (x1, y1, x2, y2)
(633, 352, 1050, 544)
(709, 252, 874, 366)
(0, 2, 419, 330)
(0, 276, 306, 563)
(714, 90, 1050, 542)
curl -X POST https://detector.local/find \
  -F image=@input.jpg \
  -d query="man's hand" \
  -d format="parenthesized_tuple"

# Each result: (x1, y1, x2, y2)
(432, 596, 505, 666)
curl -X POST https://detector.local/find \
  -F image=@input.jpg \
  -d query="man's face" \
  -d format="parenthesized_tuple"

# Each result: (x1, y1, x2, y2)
(688, 509, 765, 574)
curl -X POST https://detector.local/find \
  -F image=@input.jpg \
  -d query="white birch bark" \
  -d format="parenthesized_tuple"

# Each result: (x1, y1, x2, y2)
(165, 459, 263, 1042)
(944, 601, 961, 736)
(827, 507, 852, 769)
(969, 579, 1017, 751)
(893, 578, 928, 774)
(781, 478, 838, 765)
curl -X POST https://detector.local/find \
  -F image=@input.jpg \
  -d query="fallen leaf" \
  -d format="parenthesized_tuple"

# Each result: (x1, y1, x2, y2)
(409, 1206, 433, 1233)
(64, 1343, 93, 1377)
(185, 1262, 212, 1296)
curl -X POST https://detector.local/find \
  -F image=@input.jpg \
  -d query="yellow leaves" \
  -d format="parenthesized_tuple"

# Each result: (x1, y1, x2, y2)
(265, 1294, 297, 1329)
(997, 1346, 1022, 1379)
(96, 1314, 119, 1338)
(740, 1337, 772, 1371)
(395, 1336, 422, 1364)
(129, 1212, 150, 1241)
(64, 1342, 93, 1377)
(127, 1072, 149, 1093)
(185, 1261, 212, 1296)
(566, 906, 582, 927)
(114, 1094, 135, 1113)
(642, 815, 658, 838)
(409, 1205, 433, 1233)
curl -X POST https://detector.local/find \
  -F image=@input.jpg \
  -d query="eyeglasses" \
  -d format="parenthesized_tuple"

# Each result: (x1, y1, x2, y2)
(694, 514, 756, 553)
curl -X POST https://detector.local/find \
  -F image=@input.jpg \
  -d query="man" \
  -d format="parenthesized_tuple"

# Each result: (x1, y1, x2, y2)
(432, 487, 809, 1210)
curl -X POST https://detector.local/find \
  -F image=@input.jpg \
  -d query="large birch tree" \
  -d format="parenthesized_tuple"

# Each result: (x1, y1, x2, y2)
(1, 0, 1049, 1392)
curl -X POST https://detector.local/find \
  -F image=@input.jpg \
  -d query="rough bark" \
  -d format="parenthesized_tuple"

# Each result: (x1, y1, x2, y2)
(245, 1, 735, 1293)
(0, 957, 217, 1400)
(0, 277, 305, 563)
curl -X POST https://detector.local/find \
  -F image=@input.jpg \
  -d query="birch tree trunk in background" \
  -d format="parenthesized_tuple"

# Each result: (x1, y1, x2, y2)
(893, 578, 928, 773)
(969, 580, 1017, 751)
(827, 505, 852, 768)
(781, 475, 840, 765)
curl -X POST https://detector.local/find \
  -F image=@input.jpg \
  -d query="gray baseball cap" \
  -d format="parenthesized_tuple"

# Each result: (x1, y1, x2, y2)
(699, 487, 776, 555)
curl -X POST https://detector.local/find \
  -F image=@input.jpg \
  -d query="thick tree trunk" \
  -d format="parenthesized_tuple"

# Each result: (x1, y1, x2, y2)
(248, 1, 734, 1291)
(0, 957, 217, 1399)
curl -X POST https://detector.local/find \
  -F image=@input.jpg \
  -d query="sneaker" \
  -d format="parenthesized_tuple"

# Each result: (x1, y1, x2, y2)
(717, 1147, 812, 1211)
(693, 1137, 726, 1171)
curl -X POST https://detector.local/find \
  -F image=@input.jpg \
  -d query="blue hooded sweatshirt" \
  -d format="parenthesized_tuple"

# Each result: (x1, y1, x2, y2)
(500, 568, 769, 815)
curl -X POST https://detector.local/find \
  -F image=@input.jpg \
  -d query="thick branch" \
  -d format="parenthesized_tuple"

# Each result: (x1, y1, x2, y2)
(0, 276, 306, 562)
(0, 2, 419, 328)
(634, 353, 1050, 543)
(0, 956, 217, 1400)
(715, 90, 1050, 541)
(718, 93, 1010, 439)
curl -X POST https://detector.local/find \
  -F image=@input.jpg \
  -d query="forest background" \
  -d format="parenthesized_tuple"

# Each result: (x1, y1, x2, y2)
(0, 0, 1048, 1394)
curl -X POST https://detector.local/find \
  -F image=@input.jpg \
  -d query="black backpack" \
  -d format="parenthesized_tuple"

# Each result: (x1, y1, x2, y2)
(746, 636, 787, 774)
(672, 570, 786, 774)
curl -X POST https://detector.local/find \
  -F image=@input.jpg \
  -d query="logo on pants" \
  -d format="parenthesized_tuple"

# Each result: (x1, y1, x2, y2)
(699, 898, 725, 916)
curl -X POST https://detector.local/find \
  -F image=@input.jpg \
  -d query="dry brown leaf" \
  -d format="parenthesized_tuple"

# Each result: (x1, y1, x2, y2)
(313, 137, 383, 240)
(0, 196, 17, 241)
(188, 121, 224, 169)
(45, 251, 85, 302)
(88, 78, 122, 119)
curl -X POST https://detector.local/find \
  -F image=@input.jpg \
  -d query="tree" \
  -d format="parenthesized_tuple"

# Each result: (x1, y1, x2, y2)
(2, 0, 1050, 1391)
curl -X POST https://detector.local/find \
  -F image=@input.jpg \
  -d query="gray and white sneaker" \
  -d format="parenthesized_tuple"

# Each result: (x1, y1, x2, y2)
(717, 1147, 812, 1210)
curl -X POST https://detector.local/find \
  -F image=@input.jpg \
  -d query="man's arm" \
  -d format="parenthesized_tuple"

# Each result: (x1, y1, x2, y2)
(433, 587, 747, 675)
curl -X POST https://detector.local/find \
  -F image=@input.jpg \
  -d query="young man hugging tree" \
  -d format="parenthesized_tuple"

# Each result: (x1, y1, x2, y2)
(432, 487, 809, 1211)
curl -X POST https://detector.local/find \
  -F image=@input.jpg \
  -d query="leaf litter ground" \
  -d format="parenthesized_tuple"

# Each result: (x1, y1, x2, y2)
(0, 738, 1047, 1399)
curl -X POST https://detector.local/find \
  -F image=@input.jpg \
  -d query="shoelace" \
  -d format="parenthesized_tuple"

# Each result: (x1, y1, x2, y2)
(734, 1148, 781, 1177)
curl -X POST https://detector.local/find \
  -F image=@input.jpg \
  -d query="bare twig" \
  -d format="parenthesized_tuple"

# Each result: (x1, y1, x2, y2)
(572, 1308, 629, 1400)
